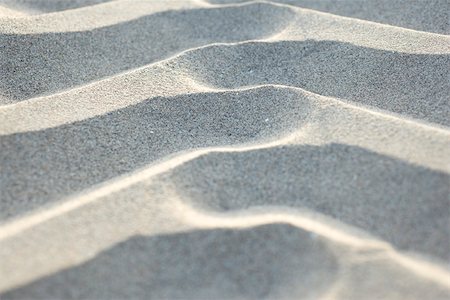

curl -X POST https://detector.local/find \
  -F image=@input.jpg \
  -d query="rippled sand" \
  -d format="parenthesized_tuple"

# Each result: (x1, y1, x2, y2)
(0, 0, 449, 299)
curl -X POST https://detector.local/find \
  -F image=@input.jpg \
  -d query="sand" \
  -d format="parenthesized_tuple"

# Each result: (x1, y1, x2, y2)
(0, 0, 449, 299)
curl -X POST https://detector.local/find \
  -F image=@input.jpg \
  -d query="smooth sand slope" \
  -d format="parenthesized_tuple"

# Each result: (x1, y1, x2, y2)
(0, 0, 114, 14)
(210, 0, 450, 34)
(1, 1, 449, 299)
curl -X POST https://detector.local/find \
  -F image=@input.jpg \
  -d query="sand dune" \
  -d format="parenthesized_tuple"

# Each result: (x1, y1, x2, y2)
(4, 224, 449, 300)
(4, 224, 339, 299)
(0, 87, 312, 219)
(2, 85, 449, 220)
(0, 0, 114, 14)
(2, 1, 448, 102)
(1, 163, 449, 297)
(172, 40, 449, 125)
(0, 2, 294, 102)
(167, 144, 449, 261)
(210, 0, 450, 34)
(1, 0, 449, 299)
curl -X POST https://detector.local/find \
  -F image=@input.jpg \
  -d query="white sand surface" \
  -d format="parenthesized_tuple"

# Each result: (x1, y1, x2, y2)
(0, 1, 449, 299)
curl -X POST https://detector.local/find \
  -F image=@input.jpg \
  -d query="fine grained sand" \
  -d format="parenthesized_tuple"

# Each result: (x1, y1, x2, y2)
(0, 1, 449, 299)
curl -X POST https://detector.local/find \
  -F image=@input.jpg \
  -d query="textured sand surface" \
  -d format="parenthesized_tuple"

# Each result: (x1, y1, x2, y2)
(0, 1, 449, 299)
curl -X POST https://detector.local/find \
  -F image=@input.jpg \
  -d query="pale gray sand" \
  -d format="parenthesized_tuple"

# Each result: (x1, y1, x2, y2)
(210, 0, 450, 34)
(2, 224, 339, 299)
(0, 3, 293, 102)
(170, 40, 450, 125)
(1, 0, 450, 299)
(2, 1, 448, 104)
(4, 224, 450, 300)
(167, 144, 450, 262)
(3, 0, 447, 34)
(0, 87, 310, 220)
(0, 0, 113, 14)
(2, 37, 448, 124)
